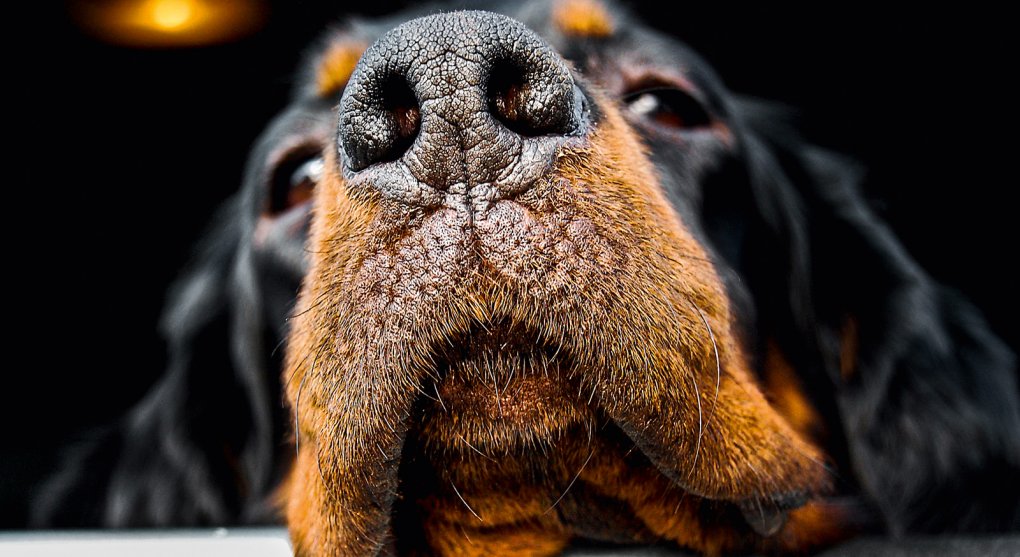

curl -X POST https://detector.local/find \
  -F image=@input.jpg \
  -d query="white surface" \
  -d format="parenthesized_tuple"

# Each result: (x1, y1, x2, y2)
(0, 527, 292, 557)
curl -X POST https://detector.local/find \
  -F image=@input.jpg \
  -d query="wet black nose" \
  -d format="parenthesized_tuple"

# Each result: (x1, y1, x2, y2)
(337, 11, 588, 203)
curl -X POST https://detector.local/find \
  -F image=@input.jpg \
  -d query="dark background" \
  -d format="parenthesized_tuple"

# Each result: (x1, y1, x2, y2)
(7, 2, 1016, 529)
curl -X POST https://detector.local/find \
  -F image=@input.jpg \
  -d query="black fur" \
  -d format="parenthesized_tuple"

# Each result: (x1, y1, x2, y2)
(34, 0, 1020, 541)
(733, 119, 1020, 533)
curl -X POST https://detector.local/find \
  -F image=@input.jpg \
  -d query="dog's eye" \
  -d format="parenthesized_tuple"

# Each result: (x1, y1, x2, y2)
(268, 154, 324, 215)
(624, 87, 712, 130)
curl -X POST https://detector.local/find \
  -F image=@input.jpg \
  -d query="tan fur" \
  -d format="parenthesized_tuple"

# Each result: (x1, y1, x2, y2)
(283, 89, 837, 555)
(316, 40, 367, 98)
(552, 0, 615, 38)
(763, 341, 825, 442)
(840, 317, 859, 382)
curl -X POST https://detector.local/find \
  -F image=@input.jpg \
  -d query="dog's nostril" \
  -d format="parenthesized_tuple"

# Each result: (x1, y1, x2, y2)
(489, 61, 537, 136)
(341, 74, 421, 172)
(488, 60, 576, 138)
(380, 76, 421, 160)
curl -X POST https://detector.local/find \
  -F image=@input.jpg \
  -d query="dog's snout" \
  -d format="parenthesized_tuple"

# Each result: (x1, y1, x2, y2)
(338, 11, 587, 200)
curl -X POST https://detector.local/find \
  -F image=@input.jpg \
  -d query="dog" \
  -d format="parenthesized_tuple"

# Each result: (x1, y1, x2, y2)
(35, 0, 1020, 554)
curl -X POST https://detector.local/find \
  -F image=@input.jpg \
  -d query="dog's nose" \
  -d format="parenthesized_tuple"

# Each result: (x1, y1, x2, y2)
(337, 11, 587, 200)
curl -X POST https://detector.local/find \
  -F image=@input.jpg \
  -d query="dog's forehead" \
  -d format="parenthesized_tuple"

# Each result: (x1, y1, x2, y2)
(344, 0, 621, 47)
(301, 0, 719, 102)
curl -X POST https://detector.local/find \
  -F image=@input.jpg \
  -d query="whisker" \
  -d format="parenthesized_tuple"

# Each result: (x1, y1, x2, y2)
(545, 448, 595, 514)
(692, 304, 722, 433)
(433, 382, 448, 412)
(294, 347, 323, 457)
(458, 434, 496, 462)
(315, 446, 342, 506)
(686, 373, 704, 482)
(283, 348, 313, 390)
(450, 481, 483, 522)
(294, 373, 307, 456)
(458, 523, 475, 545)
(270, 336, 288, 359)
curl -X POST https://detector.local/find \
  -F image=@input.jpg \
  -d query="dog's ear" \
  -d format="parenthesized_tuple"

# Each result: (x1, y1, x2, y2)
(733, 103, 1020, 534)
(33, 197, 280, 527)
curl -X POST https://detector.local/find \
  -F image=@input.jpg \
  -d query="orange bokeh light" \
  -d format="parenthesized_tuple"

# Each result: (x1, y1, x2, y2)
(150, 0, 195, 30)
(70, 0, 268, 48)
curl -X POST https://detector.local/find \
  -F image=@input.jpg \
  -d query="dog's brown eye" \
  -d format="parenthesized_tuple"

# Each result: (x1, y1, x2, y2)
(624, 87, 712, 130)
(268, 155, 323, 215)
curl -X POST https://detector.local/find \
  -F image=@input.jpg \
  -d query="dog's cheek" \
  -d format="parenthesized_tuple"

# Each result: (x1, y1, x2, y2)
(282, 155, 400, 555)
(586, 105, 831, 499)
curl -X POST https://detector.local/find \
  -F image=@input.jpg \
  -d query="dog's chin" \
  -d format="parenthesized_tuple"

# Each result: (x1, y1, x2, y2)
(417, 321, 598, 456)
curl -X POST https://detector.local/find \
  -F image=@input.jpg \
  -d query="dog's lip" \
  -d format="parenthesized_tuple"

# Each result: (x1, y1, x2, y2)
(415, 317, 597, 448)
(431, 320, 562, 376)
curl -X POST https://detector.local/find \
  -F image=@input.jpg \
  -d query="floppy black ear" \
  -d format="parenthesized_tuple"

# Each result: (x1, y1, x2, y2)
(736, 110, 1020, 534)
(32, 197, 280, 527)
